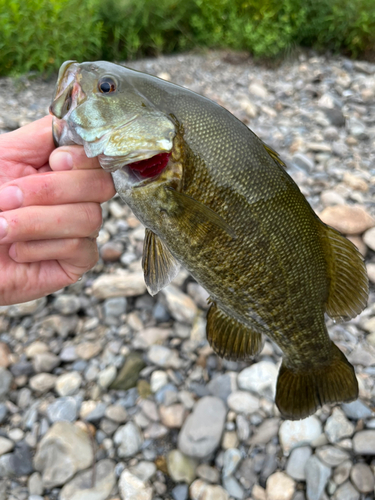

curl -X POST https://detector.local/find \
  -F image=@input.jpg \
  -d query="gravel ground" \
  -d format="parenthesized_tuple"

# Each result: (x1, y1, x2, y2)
(0, 50, 374, 500)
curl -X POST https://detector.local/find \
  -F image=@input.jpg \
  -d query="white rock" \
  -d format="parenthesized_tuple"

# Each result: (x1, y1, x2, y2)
(114, 422, 144, 458)
(266, 471, 296, 500)
(34, 421, 93, 488)
(161, 285, 197, 324)
(150, 370, 168, 392)
(324, 408, 354, 443)
(0, 436, 14, 455)
(237, 361, 278, 398)
(279, 416, 322, 455)
(55, 372, 82, 397)
(91, 271, 146, 299)
(227, 391, 260, 414)
(29, 373, 57, 393)
(119, 470, 152, 500)
(148, 345, 182, 369)
(60, 459, 116, 500)
(97, 366, 117, 389)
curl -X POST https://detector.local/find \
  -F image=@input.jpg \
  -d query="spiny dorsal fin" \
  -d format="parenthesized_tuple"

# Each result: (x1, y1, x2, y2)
(319, 224, 368, 321)
(142, 228, 181, 296)
(206, 302, 264, 361)
(276, 342, 358, 420)
(262, 142, 287, 169)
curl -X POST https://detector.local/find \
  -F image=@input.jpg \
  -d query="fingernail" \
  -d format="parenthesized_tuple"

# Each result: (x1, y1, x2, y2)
(50, 151, 73, 171)
(0, 186, 23, 210)
(0, 218, 8, 239)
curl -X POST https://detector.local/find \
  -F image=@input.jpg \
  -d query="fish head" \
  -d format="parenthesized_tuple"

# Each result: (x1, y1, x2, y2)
(50, 60, 176, 185)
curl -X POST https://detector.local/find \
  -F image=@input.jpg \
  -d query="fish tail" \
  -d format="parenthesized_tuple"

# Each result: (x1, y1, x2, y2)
(275, 343, 358, 420)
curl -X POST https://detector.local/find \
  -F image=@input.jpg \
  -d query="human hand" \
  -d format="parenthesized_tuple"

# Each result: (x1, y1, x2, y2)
(0, 115, 115, 305)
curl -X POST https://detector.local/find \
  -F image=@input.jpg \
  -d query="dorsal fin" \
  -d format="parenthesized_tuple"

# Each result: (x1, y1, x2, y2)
(262, 142, 287, 169)
(319, 224, 368, 321)
(206, 302, 264, 361)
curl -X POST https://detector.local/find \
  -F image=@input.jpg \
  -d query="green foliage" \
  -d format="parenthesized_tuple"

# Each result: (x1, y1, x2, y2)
(0, 0, 102, 75)
(0, 0, 374, 76)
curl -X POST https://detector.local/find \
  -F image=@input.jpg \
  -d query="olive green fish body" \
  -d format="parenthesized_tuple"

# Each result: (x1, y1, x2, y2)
(51, 61, 369, 419)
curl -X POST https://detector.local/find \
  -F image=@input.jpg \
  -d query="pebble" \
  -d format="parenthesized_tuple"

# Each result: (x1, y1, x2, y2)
(114, 422, 144, 457)
(34, 421, 93, 487)
(91, 271, 147, 299)
(119, 469, 152, 500)
(160, 403, 186, 428)
(28, 472, 43, 496)
(332, 481, 360, 500)
(222, 476, 244, 499)
(350, 462, 374, 493)
(55, 371, 82, 397)
(111, 352, 145, 390)
(222, 448, 242, 478)
(227, 390, 260, 414)
(98, 365, 117, 388)
(250, 418, 280, 446)
(147, 345, 182, 369)
(129, 461, 156, 482)
(76, 341, 102, 360)
(333, 460, 352, 486)
(266, 471, 296, 500)
(237, 361, 277, 398)
(105, 404, 128, 423)
(46, 397, 79, 423)
(207, 373, 236, 402)
(325, 409, 355, 443)
(32, 352, 60, 373)
(178, 396, 227, 458)
(29, 373, 57, 393)
(150, 370, 168, 392)
(0, 343, 10, 368)
(285, 446, 312, 481)
(0, 297, 46, 317)
(53, 294, 81, 314)
(60, 459, 116, 500)
(316, 445, 350, 467)
(0, 368, 12, 398)
(167, 449, 197, 483)
(172, 483, 189, 500)
(319, 205, 374, 234)
(279, 416, 322, 454)
(100, 240, 124, 261)
(363, 226, 375, 251)
(305, 455, 331, 500)
(353, 430, 375, 455)
(189, 480, 229, 500)
(161, 285, 197, 324)
(0, 437, 14, 456)
(341, 400, 372, 420)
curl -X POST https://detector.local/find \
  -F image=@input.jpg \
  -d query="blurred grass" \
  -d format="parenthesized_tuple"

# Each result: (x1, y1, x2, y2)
(0, 0, 374, 76)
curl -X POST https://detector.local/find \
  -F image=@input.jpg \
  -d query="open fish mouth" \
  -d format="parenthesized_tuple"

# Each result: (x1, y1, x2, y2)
(115, 151, 172, 186)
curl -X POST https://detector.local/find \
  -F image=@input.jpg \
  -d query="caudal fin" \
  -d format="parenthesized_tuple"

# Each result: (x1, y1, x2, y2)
(275, 343, 358, 420)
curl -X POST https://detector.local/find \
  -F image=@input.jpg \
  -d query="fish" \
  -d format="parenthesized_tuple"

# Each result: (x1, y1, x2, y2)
(50, 60, 369, 420)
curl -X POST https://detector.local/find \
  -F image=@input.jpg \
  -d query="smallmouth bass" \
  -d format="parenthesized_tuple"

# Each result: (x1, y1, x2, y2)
(50, 60, 369, 420)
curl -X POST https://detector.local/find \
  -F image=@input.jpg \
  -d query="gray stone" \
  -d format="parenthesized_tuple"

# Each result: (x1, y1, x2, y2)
(0, 297, 46, 317)
(0, 368, 12, 399)
(0, 404, 7, 424)
(105, 404, 128, 423)
(353, 430, 375, 454)
(161, 285, 197, 324)
(32, 352, 60, 373)
(53, 294, 81, 314)
(305, 456, 331, 500)
(28, 471, 43, 496)
(60, 459, 116, 500)
(250, 418, 280, 446)
(333, 460, 352, 486)
(222, 476, 245, 499)
(178, 396, 226, 458)
(29, 373, 57, 393)
(147, 345, 182, 369)
(104, 297, 127, 317)
(172, 484, 189, 500)
(286, 446, 312, 481)
(292, 153, 315, 173)
(196, 463, 220, 483)
(324, 408, 354, 443)
(118, 469, 152, 500)
(350, 463, 374, 493)
(332, 481, 360, 500)
(316, 446, 350, 467)
(237, 361, 277, 398)
(98, 365, 117, 389)
(279, 416, 322, 454)
(111, 352, 145, 390)
(80, 401, 107, 422)
(0, 441, 33, 476)
(207, 374, 235, 402)
(114, 421, 143, 458)
(46, 397, 79, 423)
(341, 400, 372, 420)
(129, 461, 156, 482)
(190, 480, 229, 500)
(363, 227, 375, 251)
(167, 449, 197, 483)
(227, 391, 259, 414)
(222, 448, 242, 478)
(34, 421, 93, 488)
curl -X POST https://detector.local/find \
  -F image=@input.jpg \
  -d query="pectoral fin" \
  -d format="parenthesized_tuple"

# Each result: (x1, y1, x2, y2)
(142, 228, 181, 295)
(166, 187, 236, 239)
(207, 302, 264, 360)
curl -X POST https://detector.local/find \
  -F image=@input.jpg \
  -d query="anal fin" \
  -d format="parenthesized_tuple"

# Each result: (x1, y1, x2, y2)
(276, 342, 358, 420)
(207, 302, 264, 361)
(142, 228, 181, 295)
(320, 224, 368, 321)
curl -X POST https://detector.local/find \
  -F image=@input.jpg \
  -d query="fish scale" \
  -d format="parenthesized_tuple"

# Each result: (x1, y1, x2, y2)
(50, 60, 368, 420)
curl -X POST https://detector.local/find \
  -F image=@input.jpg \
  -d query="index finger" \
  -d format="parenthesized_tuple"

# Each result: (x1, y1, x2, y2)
(0, 116, 54, 169)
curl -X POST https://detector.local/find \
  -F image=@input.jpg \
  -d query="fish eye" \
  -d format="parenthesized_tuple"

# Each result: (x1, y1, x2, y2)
(98, 76, 117, 93)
